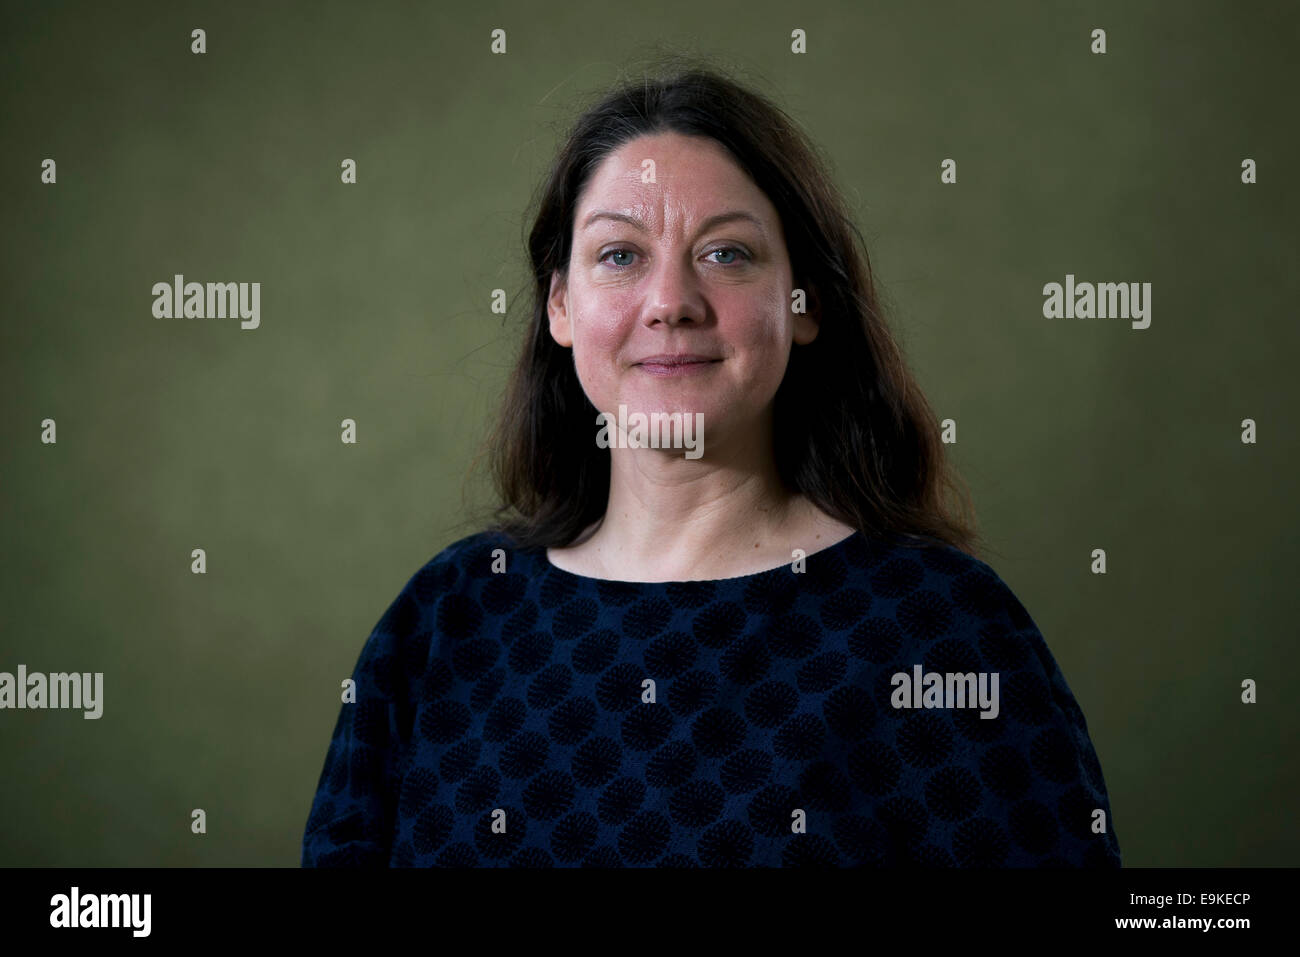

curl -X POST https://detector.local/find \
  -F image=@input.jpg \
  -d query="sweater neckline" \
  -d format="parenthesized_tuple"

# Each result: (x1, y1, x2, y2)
(538, 528, 862, 587)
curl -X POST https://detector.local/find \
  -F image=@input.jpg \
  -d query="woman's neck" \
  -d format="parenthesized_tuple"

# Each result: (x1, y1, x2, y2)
(548, 480, 854, 582)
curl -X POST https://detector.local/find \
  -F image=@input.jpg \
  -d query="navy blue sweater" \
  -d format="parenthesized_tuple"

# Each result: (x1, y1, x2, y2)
(302, 528, 1121, 867)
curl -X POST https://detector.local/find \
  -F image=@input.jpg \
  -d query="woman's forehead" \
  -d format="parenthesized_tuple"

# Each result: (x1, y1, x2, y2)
(578, 169, 778, 238)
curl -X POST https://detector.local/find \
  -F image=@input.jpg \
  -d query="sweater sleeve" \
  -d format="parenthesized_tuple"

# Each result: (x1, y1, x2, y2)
(301, 576, 425, 867)
(939, 570, 1123, 867)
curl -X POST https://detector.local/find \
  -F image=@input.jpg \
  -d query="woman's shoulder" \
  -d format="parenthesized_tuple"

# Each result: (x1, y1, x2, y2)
(834, 532, 1015, 599)
(386, 528, 529, 608)
(355, 529, 531, 678)
(866, 535, 1031, 614)
(423, 527, 519, 572)
(851, 536, 1088, 721)
(826, 532, 1048, 661)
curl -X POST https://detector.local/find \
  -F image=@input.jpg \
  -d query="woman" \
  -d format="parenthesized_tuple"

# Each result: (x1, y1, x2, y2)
(302, 63, 1121, 867)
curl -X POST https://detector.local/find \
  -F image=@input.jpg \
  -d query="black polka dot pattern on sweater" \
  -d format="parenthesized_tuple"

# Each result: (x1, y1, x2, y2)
(302, 529, 1121, 867)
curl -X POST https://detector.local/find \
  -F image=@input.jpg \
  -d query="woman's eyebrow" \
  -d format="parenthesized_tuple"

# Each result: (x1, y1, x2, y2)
(580, 209, 767, 239)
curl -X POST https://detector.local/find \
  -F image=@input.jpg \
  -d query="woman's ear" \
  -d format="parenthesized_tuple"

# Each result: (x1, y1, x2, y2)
(792, 281, 820, 345)
(547, 270, 573, 347)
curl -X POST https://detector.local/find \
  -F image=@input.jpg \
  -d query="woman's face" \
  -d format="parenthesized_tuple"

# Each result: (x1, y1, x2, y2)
(548, 131, 818, 452)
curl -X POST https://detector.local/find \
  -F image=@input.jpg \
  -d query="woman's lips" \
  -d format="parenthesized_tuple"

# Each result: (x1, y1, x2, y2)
(635, 358, 722, 377)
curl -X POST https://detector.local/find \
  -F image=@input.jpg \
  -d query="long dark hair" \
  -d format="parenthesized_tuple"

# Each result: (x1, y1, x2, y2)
(471, 58, 989, 561)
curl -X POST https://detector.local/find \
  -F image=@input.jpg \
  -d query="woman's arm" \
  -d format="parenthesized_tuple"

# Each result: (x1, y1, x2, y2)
(301, 585, 424, 867)
(908, 569, 1123, 868)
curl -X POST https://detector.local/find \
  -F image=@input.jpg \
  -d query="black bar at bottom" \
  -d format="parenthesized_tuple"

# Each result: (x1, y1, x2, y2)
(0, 866, 1284, 943)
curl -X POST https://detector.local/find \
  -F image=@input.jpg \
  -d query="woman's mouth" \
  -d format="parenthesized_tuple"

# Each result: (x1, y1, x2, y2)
(635, 356, 722, 377)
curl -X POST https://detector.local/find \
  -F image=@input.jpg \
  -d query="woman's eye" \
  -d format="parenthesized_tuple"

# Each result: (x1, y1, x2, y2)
(707, 246, 750, 265)
(598, 246, 751, 267)
(600, 249, 637, 267)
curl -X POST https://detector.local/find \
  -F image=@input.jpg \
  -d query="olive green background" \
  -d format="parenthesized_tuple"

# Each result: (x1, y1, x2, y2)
(1, 0, 1296, 866)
